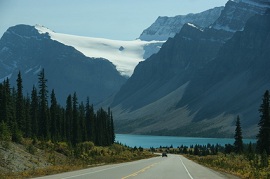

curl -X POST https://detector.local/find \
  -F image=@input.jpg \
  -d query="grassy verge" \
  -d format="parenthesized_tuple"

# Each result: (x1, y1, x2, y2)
(0, 140, 155, 179)
(186, 153, 270, 179)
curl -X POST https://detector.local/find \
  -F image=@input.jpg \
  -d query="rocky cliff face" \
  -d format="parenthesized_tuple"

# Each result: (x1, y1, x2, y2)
(109, 1, 270, 137)
(0, 25, 126, 104)
(139, 7, 224, 41)
(211, 0, 270, 32)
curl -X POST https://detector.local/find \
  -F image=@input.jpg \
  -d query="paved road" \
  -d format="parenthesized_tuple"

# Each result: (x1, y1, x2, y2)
(35, 154, 233, 179)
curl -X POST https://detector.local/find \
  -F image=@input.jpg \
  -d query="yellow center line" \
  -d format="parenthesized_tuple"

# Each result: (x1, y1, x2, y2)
(121, 162, 159, 179)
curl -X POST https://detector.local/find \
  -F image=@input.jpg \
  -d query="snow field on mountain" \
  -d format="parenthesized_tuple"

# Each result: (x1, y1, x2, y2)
(35, 25, 163, 77)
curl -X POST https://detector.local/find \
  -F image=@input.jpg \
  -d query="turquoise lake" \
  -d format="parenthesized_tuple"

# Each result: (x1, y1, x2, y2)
(115, 134, 256, 148)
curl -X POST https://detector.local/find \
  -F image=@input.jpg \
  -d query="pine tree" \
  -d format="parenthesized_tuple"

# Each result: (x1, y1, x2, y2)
(234, 115, 243, 154)
(257, 90, 270, 154)
(1, 79, 13, 125)
(110, 111, 115, 144)
(65, 95, 73, 142)
(72, 92, 81, 145)
(38, 69, 49, 139)
(16, 71, 25, 132)
(59, 107, 66, 141)
(0, 121, 11, 141)
(24, 94, 31, 137)
(50, 89, 58, 141)
(246, 142, 255, 161)
(79, 102, 87, 142)
(85, 97, 95, 142)
(30, 86, 39, 137)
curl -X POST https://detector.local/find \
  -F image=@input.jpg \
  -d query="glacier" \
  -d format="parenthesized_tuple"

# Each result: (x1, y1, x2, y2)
(35, 25, 164, 77)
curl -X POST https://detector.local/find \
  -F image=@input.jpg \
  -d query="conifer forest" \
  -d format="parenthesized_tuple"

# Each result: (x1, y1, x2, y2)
(0, 69, 115, 146)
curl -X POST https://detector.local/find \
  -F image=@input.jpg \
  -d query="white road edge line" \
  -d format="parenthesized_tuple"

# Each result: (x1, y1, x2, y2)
(60, 157, 157, 179)
(179, 156, 194, 179)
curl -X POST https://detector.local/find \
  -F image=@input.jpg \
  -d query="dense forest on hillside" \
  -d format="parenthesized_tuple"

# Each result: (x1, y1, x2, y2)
(0, 69, 115, 146)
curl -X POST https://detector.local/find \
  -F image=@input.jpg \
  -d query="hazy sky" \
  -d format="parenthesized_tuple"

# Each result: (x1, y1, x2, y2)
(0, 0, 228, 40)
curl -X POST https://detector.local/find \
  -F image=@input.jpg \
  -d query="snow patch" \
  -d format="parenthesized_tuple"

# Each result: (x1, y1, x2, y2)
(0, 73, 12, 83)
(35, 25, 165, 77)
(187, 23, 204, 32)
(25, 68, 33, 74)
(33, 65, 42, 75)
(212, 24, 239, 32)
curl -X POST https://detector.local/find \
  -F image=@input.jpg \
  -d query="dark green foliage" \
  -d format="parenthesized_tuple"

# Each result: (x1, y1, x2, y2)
(16, 71, 25, 132)
(246, 142, 255, 161)
(65, 95, 73, 142)
(0, 70, 116, 148)
(94, 108, 115, 146)
(225, 144, 234, 154)
(79, 102, 87, 142)
(0, 79, 14, 125)
(38, 69, 49, 139)
(50, 89, 58, 141)
(85, 97, 95, 142)
(257, 90, 270, 154)
(261, 150, 268, 167)
(234, 115, 243, 154)
(24, 95, 31, 137)
(30, 86, 39, 138)
(0, 121, 11, 141)
(72, 92, 81, 146)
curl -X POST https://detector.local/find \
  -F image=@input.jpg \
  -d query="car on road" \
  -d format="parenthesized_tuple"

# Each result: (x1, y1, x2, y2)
(162, 152, 167, 157)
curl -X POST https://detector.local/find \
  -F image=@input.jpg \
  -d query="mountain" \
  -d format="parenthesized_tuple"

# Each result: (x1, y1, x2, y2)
(211, 0, 270, 32)
(0, 25, 127, 104)
(108, 0, 270, 138)
(139, 7, 224, 41)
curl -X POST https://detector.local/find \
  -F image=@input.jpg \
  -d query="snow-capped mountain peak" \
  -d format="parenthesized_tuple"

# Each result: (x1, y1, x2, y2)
(35, 25, 164, 77)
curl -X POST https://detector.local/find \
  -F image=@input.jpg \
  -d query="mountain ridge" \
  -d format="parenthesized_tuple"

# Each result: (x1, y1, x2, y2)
(0, 24, 127, 104)
(139, 6, 224, 41)
(108, 0, 270, 138)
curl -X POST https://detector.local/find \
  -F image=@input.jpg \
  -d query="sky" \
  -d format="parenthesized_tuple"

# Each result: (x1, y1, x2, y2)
(0, 0, 228, 40)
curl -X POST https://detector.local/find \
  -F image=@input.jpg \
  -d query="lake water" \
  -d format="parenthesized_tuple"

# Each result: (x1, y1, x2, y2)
(115, 134, 256, 148)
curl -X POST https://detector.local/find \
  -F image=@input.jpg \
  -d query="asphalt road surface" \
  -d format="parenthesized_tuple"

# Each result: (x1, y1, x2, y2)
(35, 154, 235, 179)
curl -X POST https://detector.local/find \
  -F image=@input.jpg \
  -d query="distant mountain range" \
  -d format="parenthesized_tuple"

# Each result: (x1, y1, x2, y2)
(139, 6, 224, 41)
(0, 24, 127, 104)
(1, 0, 269, 138)
(108, 0, 270, 138)
(0, 6, 222, 105)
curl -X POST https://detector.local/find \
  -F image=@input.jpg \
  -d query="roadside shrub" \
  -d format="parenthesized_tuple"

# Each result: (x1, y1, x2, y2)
(0, 122, 11, 141)
(27, 144, 37, 155)
(55, 142, 71, 156)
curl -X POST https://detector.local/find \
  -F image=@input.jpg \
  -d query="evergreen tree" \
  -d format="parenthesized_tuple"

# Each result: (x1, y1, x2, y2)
(85, 97, 95, 142)
(16, 71, 25, 132)
(257, 90, 270, 154)
(72, 92, 81, 145)
(38, 69, 49, 139)
(0, 121, 11, 141)
(79, 102, 87, 142)
(110, 111, 115, 144)
(50, 89, 58, 141)
(65, 95, 73, 142)
(1, 79, 13, 125)
(0, 70, 116, 146)
(24, 95, 31, 137)
(246, 142, 255, 161)
(234, 115, 243, 154)
(59, 107, 66, 141)
(30, 86, 39, 137)
(261, 150, 269, 167)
